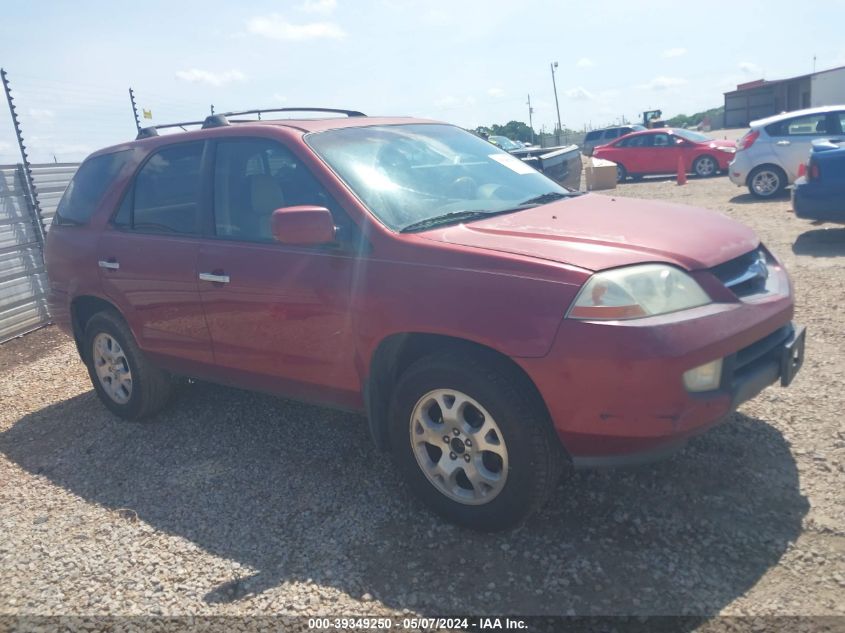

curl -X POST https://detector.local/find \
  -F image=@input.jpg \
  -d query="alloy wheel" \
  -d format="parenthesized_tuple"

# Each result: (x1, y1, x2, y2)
(92, 333, 133, 404)
(751, 170, 780, 197)
(409, 389, 509, 505)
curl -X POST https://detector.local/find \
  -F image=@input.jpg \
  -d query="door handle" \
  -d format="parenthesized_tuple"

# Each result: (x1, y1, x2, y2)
(199, 272, 230, 283)
(776, 140, 791, 146)
(98, 259, 120, 270)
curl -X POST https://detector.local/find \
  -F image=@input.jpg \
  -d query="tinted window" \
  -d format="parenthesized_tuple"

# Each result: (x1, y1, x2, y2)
(585, 131, 601, 141)
(837, 112, 845, 134)
(127, 143, 203, 234)
(54, 150, 131, 225)
(618, 134, 646, 148)
(652, 133, 671, 147)
(213, 139, 342, 242)
(603, 129, 621, 139)
(766, 113, 830, 137)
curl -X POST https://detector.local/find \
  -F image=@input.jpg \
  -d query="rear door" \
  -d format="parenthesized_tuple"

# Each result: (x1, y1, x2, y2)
(195, 137, 361, 407)
(766, 111, 837, 180)
(648, 131, 683, 173)
(97, 141, 213, 367)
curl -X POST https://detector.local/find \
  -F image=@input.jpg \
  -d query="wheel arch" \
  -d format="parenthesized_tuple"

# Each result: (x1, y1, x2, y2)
(365, 332, 553, 452)
(745, 162, 787, 187)
(70, 295, 124, 359)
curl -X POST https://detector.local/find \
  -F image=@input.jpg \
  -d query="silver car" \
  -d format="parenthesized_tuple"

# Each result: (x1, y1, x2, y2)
(729, 105, 845, 198)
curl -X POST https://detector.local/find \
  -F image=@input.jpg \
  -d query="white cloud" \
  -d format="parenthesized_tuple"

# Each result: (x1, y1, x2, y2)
(640, 76, 687, 90)
(487, 87, 505, 98)
(28, 108, 55, 120)
(739, 61, 761, 75)
(175, 68, 246, 87)
(247, 14, 346, 40)
(564, 87, 595, 101)
(576, 57, 595, 68)
(662, 47, 687, 58)
(300, 0, 337, 14)
(434, 95, 476, 109)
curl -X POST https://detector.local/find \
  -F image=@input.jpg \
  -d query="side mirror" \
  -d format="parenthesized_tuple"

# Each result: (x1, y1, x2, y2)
(271, 206, 336, 246)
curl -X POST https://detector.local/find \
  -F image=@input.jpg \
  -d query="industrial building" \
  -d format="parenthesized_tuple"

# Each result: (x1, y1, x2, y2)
(724, 65, 845, 127)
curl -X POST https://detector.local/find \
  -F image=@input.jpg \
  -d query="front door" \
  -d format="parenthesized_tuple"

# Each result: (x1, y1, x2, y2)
(98, 141, 213, 366)
(196, 137, 362, 408)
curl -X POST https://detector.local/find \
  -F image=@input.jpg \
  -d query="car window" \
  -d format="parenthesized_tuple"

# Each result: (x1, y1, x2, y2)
(54, 150, 132, 226)
(603, 129, 620, 140)
(618, 134, 646, 148)
(766, 113, 830, 137)
(118, 142, 204, 234)
(213, 138, 344, 243)
(837, 112, 845, 134)
(652, 133, 671, 147)
(585, 131, 601, 141)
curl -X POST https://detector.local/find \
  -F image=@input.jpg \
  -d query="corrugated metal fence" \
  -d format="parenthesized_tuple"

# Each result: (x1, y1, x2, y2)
(0, 162, 78, 342)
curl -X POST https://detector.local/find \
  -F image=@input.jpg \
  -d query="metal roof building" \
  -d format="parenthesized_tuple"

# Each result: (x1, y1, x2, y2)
(724, 65, 845, 128)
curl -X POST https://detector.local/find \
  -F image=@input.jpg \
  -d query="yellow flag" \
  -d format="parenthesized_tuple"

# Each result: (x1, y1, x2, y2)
(142, 109, 152, 119)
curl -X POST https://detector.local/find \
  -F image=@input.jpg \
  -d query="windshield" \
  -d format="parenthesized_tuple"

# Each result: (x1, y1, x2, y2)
(489, 135, 522, 151)
(672, 129, 711, 143)
(307, 124, 569, 232)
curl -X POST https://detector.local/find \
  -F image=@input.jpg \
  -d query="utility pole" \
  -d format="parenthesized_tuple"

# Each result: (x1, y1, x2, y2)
(526, 94, 535, 144)
(128, 87, 141, 133)
(550, 61, 563, 145)
(211, 104, 215, 115)
(813, 55, 817, 73)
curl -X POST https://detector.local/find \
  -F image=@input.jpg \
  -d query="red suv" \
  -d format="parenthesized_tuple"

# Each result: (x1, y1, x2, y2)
(45, 108, 805, 530)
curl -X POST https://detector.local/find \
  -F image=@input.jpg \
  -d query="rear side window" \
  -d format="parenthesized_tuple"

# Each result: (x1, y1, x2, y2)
(585, 131, 601, 141)
(766, 113, 830, 137)
(54, 150, 131, 225)
(618, 135, 647, 148)
(603, 129, 621, 140)
(117, 142, 204, 234)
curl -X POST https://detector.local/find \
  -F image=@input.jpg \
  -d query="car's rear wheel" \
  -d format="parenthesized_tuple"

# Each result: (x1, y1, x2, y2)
(83, 311, 174, 420)
(616, 163, 628, 183)
(748, 165, 787, 198)
(693, 155, 718, 178)
(388, 350, 563, 531)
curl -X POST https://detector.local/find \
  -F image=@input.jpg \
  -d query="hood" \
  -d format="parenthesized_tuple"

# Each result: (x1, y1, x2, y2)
(706, 139, 736, 149)
(418, 194, 758, 272)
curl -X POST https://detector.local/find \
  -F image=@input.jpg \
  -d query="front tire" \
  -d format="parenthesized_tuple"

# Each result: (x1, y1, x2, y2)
(693, 155, 718, 178)
(616, 163, 628, 183)
(388, 351, 563, 531)
(83, 311, 174, 420)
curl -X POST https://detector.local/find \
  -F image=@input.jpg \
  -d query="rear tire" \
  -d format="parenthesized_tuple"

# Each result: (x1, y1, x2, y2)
(387, 350, 563, 531)
(748, 164, 787, 198)
(83, 311, 174, 420)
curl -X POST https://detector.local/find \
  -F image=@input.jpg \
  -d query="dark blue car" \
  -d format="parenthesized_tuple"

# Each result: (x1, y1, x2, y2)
(793, 138, 845, 223)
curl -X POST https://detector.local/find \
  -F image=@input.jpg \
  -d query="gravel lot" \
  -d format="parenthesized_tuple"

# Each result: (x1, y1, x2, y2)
(1, 173, 843, 629)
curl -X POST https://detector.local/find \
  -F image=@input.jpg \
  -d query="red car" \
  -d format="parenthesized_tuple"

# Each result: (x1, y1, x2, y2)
(44, 108, 804, 530)
(593, 128, 737, 182)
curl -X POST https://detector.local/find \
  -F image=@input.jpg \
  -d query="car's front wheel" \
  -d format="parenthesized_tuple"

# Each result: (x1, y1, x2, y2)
(616, 163, 628, 183)
(693, 155, 718, 178)
(388, 351, 563, 531)
(83, 310, 174, 420)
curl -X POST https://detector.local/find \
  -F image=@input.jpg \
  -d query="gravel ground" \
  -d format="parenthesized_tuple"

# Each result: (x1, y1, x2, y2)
(0, 173, 843, 629)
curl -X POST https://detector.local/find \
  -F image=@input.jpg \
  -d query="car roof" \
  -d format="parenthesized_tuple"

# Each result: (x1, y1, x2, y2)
(90, 115, 445, 159)
(750, 105, 845, 128)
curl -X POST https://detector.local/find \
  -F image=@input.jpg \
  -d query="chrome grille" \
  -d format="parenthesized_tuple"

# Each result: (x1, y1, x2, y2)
(710, 248, 769, 297)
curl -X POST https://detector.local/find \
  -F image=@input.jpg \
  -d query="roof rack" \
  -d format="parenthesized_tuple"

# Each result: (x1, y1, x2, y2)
(136, 121, 207, 140)
(135, 108, 366, 140)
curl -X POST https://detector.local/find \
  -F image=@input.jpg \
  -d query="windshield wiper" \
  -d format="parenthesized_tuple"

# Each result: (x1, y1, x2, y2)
(517, 191, 576, 207)
(400, 210, 495, 233)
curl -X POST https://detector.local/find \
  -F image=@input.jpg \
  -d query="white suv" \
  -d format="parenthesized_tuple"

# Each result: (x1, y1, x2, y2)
(729, 105, 845, 198)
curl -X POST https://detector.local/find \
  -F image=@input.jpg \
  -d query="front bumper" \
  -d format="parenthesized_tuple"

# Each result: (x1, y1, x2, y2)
(517, 292, 802, 468)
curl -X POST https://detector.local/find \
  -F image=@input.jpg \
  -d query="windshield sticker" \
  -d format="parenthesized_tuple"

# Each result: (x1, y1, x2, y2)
(488, 153, 536, 175)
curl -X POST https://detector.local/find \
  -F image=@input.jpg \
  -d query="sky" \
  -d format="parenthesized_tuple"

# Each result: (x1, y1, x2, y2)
(1, 0, 844, 163)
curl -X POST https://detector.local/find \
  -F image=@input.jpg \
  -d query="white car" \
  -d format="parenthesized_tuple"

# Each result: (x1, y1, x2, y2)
(729, 105, 845, 198)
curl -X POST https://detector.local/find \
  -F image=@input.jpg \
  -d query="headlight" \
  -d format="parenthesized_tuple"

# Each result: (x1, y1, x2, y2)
(567, 264, 711, 320)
